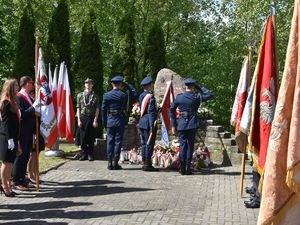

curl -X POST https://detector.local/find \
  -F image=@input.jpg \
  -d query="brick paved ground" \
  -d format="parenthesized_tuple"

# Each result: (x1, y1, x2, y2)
(0, 160, 258, 225)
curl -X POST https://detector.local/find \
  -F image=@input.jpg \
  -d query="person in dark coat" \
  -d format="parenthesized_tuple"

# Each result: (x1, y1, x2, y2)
(138, 76, 158, 171)
(169, 78, 214, 175)
(12, 76, 37, 190)
(0, 79, 20, 197)
(101, 75, 138, 170)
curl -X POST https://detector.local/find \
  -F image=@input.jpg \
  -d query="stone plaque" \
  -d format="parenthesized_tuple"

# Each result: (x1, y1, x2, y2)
(154, 68, 185, 104)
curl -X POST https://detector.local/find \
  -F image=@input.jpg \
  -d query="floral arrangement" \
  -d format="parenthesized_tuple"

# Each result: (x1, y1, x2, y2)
(131, 102, 140, 118)
(119, 140, 213, 170)
(192, 146, 213, 169)
(197, 105, 210, 120)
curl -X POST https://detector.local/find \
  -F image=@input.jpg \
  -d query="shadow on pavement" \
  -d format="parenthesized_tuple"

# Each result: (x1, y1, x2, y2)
(193, 169, 251, 176)
(2, 221, 68, 225)
(14, 179, 154, 199)
(0, 200, 92, 211)
(0, 209, 153, 221)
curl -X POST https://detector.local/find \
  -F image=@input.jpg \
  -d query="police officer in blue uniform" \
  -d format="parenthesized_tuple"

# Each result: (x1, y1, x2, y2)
(102, 75, 138, 170)
(169, 78, 214, 175)
(139, 76, 158, 171)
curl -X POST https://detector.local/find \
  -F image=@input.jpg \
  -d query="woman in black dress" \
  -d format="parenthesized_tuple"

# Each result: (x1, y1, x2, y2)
(0, 79, 20, 197)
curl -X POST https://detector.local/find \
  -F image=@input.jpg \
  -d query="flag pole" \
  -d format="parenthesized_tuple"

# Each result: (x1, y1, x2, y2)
(239, 43, 254, 197)
(271, 2, 279, 84)
(34, 31, 40, 192)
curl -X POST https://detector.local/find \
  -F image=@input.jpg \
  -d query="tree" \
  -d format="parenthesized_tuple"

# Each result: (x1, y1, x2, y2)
(73, 11, 103, 137)
(46, 0, 73, 91)
(111, 8, 137, 85)
(13, 5, 35, 80)
(0, 16, 8, 82)
(143, 20, 166, 79)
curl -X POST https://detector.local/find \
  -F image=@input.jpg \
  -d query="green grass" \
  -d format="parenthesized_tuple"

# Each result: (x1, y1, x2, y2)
(39, 143, 79, 173)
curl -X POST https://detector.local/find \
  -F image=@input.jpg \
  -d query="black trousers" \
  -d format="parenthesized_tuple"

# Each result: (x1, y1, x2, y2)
(13, 141, 32, 185)
(80, 115, 96, 155)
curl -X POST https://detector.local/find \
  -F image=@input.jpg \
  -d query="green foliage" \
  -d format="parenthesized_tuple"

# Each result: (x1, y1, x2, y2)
(46, 0, 73, 92)
(0, 15, 8, 85)
(73, 10, 103, 137)
(13, 5, 35, 80)
(111, 8, 137, 86)
(0, 0, 297, 131)
(144, 20, 167, 79)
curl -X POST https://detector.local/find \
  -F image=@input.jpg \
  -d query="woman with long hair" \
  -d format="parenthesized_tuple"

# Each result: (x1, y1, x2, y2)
(0, 79, 20, 197)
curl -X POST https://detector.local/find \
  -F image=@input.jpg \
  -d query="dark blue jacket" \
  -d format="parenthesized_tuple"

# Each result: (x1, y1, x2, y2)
(139, 91, 157, 130)
(102, 89, 128, 128)
(169, 87, 213, 131)
(17, 95, 35, 146)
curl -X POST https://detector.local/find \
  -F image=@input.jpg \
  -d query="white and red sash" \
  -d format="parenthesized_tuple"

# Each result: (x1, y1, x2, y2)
(140, 93, 152, 118)
(18, 90, 33, 106)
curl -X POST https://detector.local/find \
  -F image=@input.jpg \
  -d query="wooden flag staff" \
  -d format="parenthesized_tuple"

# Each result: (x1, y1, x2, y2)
(34, 31, 40, 192)
(239, 45, 253, 197)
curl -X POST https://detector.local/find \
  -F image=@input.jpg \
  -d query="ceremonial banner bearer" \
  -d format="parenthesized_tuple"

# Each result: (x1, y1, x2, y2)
(13, 76, 38, 190)
(102, 75, 138, 170)
(77, 78, 100, 161)
(170, 78, 214, 175)
(139, 76, 158, 171)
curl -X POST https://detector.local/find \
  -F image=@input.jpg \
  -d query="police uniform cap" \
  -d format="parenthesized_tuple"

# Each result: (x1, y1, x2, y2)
(85, 78, 94, 83)
(111, 75, 124, 83)
(140, 76, 153, 86)
(184, 78, 196, 86)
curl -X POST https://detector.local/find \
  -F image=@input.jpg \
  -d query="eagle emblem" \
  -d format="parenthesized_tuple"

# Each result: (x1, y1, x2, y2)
(260, 78, 276, 124)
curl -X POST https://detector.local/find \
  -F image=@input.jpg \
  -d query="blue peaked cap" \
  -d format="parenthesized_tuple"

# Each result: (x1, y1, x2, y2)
(111, 75, 124, 83)
(184, 78, 196, 86)
(140, 76, 153, 86)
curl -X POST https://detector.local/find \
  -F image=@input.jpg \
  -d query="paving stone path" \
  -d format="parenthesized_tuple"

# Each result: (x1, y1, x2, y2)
(0, 160, 258, 225)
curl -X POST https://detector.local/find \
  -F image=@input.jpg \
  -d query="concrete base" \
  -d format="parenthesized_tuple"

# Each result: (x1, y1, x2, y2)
(44, 150, 65, 157)
(93, 139, 107, 160)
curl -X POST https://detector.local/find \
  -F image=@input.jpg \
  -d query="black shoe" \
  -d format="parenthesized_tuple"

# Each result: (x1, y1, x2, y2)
(79, 154, 87, 161)
(113, 159, 122, 170)
(1, 186, 15, 197)
(142, 164, 146, 171)
(107, 159, 113, 170)
(186, 162, 193, 175)
(87, 154, 94, 161)
(179, 161, 186, 175)
(144, 159, 158, 172)
(244, 197, 254, 204)
(245, 186, 255, 195)
(245, 200, 260, 208)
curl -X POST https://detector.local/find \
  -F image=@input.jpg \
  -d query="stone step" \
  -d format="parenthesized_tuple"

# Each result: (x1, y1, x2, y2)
(229, 145, 239, 153)
(206, 131, 220, 138)
(210, 149, 243, 165)
(206, 125, 224, 132)
(205, 120, 214, 125)
(219, 132, 231, 139)
(205, 137, 236, 146)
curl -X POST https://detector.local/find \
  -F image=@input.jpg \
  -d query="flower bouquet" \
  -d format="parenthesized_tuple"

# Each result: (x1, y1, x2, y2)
(192, 146, 213, 170)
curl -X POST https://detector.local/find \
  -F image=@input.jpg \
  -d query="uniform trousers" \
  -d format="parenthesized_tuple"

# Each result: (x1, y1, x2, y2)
(178, 129, 196, 162)
(80, 115, 96, 155)
(106, 126, 125, 159)
(140, 128, 156, 161)
(13, 140, 32, 185)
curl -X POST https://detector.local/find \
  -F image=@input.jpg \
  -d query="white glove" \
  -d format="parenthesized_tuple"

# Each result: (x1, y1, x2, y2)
(33, 99, 40, 108)
(33, 99, 41, 114)
(8, 139, 15, 150)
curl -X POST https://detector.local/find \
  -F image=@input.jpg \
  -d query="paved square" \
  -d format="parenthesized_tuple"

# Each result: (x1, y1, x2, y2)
(0, 161, 258, 225)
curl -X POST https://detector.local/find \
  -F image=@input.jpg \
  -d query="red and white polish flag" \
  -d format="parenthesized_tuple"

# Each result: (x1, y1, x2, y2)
(36, 48, 58, 149)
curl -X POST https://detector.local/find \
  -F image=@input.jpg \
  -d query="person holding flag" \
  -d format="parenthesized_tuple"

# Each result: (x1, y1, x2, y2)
(101, 75, 138, 170)
(170, 79, 214, 175)
(138, 76, 158, 172)
(12, 76, 39, 190)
